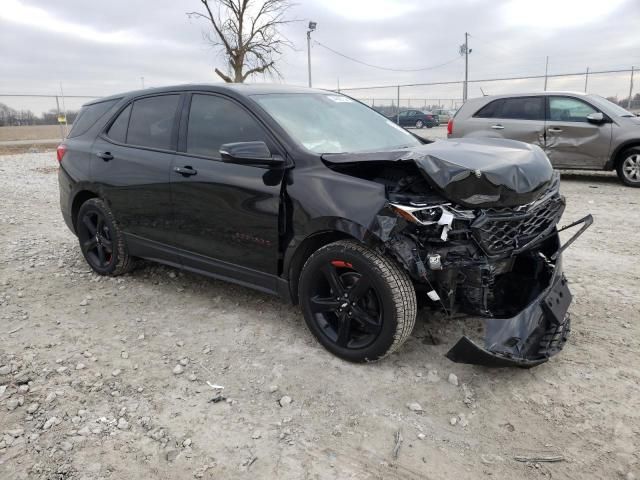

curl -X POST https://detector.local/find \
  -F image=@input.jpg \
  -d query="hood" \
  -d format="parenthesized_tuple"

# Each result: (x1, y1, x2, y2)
(322, 138, 554, 208)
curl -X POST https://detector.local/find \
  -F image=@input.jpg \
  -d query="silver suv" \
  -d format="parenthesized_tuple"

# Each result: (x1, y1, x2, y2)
(448, 92, 640, 187)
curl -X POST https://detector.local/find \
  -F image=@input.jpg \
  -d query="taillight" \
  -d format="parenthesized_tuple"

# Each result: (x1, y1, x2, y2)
(56, 144, 67, 163)
(447, 119, 453, 136)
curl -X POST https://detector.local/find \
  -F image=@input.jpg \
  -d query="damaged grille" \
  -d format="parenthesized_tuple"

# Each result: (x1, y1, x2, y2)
(471, 194, 565, 255)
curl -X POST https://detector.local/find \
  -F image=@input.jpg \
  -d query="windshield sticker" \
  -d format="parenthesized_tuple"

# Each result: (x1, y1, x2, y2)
(326, 95, 353, 103)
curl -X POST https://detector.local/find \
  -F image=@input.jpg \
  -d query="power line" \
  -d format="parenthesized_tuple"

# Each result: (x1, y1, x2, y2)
(312, 39, 461, 72)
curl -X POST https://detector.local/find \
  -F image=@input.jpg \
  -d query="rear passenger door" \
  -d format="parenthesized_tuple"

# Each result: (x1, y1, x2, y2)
(170, 92, 286, 283)
(466, 96, 546, 148)
(544, 96, 612, 169)
(92, 93, 182, 257)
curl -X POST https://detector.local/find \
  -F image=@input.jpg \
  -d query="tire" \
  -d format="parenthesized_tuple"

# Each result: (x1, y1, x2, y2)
(76, 198, 134, 276)
(415, 120, 424, 129)
(426, 124, 433, 128)
(616, 148, 640, 187)
(298, 240, 416, 362)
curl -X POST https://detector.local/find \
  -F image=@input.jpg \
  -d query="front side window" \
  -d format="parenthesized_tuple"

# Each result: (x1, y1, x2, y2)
(549, 97, 598, 122)
(126, 95, 180, 150)
(186, 94, 268, 158)
(252, 93, 421, 154)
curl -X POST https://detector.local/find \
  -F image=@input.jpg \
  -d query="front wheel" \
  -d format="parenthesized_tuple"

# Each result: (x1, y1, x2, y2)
(415, 120, 424, 129)
(617, 148, 640, 187)
(298, 240, 416, 362)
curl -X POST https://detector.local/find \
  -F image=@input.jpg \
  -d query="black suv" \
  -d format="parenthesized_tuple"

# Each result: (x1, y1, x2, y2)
(58, 84, 590, 367)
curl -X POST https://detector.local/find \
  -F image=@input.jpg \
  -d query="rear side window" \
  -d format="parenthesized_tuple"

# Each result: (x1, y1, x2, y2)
(106, 104, 131, 143)
(127, 95, 180, 150)
(474, 97, 544, 120)
(67, 99, 118, 138)
(474, 99, 504, 118)
(186, 94, 268, 158)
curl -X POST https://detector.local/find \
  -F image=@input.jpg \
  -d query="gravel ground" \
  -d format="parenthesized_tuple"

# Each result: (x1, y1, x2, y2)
(0, 151, 638, 480)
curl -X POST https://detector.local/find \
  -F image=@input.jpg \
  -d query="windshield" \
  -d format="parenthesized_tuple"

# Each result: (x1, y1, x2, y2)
(252, 93, 422, 154)
(590, 95, 635, 117)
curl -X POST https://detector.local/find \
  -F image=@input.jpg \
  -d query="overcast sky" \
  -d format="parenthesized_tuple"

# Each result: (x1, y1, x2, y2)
(1, 0, 639, 113)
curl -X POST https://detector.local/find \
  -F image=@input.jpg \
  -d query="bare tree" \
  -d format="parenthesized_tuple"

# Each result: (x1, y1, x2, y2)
(187, 0, 294, 83)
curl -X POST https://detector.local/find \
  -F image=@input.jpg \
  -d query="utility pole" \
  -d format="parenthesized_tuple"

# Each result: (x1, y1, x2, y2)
(396, 85, 400, 124)
(459, 33, 471, 102)
(544, 56, 549, 91)
(628, 66, 635, 109)
(141, 76, 145, 89)
(584, 67, 589, 92)
(307, 21, 317, 88)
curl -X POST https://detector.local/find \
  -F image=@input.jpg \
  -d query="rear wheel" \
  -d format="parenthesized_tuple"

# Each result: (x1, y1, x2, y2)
(617, 148, 640, 187)
(76, 198, 134, 276)
(298, 240, 416, 362)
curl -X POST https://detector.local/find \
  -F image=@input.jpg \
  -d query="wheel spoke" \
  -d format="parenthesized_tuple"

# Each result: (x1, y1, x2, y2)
(309, 295, 341, 313)
(83, 238, 97, 251)
(100, 236, 113, 252)
(336, 313, 352, 347)
(348, 276, 372, 301)
(320, 264, 345, 296)
(82, 215, 97, 235)
(351, 306, 382, 334)
(97, 244, 106, 266)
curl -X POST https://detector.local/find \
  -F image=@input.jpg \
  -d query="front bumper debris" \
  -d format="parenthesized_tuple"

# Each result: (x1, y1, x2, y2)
(446, 268, 572, 368)
(445, 213, 592, 367)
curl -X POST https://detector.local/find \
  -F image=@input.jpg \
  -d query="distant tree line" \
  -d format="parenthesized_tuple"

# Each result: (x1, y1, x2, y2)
(605, 93, 640, 109)
(0, 103, 78, 127)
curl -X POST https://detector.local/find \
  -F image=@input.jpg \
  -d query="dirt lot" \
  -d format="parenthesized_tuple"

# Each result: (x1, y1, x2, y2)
(0, 151, 638, 480)
(0, 126, 65, 142)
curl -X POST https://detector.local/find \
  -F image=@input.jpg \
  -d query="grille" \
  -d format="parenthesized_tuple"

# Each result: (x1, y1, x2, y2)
(472, 195, 565, 255)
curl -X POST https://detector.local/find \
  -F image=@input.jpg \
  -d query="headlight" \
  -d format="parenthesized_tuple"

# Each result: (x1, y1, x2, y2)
(390, 203, 473, 225)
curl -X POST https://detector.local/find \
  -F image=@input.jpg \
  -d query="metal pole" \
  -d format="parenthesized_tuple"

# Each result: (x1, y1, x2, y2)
(59, 82, 68, 137)
(55, 96, 64, 141)
(463, 32, 469, 102)
(396, 85, 400, 124)
(584, 67, 589, 92)
(628, 66, 635, 109)
(544, 56, 549, 91)
(307, 30, 312, 88)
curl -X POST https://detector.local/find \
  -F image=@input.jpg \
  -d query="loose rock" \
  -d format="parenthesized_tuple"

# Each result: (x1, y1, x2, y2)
(173, 365, 184, 375)
(448, 373, 459, 386)
(279, 395, 292, 407)
(407, 402, 423, 412)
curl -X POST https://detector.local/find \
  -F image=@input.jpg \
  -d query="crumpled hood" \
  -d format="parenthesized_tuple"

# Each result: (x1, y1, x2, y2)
(322, 138, 554, 208)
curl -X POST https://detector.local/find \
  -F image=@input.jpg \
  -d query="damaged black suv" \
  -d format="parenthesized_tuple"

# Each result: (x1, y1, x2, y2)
(58, 84, 591, 367)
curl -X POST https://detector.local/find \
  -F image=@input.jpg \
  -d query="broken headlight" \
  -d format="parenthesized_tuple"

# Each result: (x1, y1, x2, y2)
(390, 203, 474, 225)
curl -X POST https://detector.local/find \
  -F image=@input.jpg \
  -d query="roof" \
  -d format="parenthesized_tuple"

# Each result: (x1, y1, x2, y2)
(86, 83, 331, 105)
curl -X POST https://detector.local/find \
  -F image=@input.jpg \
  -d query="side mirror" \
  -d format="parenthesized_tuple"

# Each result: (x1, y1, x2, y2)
(219, 141, 284, 167)
(586, 112, 605, 124)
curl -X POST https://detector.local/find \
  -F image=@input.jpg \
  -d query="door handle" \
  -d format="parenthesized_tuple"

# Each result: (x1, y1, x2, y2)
(96, 151, 114, 161)
(491, 124, 504, 130)
(173, 166, 197, 177)
(548, 127, 563, 133)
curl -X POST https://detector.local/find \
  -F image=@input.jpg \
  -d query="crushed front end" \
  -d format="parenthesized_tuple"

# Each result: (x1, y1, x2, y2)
(323, 139, 592, 367)
(383, 171, 592, 367)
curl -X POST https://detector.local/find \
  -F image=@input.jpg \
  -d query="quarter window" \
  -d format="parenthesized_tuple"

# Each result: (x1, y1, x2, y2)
(549, 97, 598, 122)
(186, 94, 268, 158)
(68, 99, 118, 138)
(474, 99, 505, 118)
(126, 95, 180, 150)
(106, 104, 131, 143)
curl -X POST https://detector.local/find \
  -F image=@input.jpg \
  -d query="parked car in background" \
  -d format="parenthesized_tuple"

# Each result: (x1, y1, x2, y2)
(57, 84, 590, 367)
(432, 108, 457, 124)
(390, 109, 438, 128)
(448, 91, 640, 187)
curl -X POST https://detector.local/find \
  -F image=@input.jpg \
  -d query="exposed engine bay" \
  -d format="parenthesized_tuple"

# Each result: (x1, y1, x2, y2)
(323, 139, 592, 367)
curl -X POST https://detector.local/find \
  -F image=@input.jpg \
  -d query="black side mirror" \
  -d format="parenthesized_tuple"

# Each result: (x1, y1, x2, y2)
(219, 141, 284, 167)
(586, 112, 605, 124)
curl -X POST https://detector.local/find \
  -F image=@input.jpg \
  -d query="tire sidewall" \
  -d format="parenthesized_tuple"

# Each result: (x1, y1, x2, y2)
(299, 245, 400, 362)
(77, 199, 121, 275)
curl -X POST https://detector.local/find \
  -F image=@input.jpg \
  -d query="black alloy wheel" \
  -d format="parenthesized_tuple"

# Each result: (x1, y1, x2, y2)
(76, 198, 134, 276)
(308, 260, 383, 350)
(299, 240, 416, 362)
